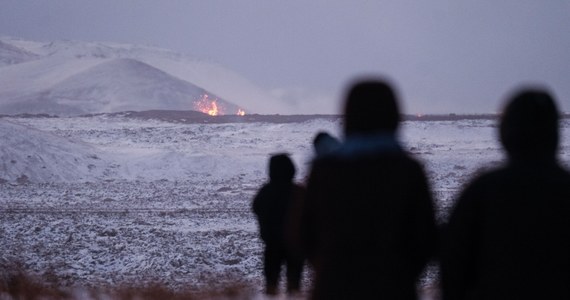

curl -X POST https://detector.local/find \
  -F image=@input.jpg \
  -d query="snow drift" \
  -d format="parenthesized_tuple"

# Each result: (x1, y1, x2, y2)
(0, 119, 110, 182)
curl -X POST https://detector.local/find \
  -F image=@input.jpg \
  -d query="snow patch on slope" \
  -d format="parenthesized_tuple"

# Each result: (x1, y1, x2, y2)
(0, 40, 39, 66)
(0, 119, 112, 182)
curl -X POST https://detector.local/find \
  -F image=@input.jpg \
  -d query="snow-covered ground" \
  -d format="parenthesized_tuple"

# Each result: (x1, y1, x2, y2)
(1, 115, 569, 295)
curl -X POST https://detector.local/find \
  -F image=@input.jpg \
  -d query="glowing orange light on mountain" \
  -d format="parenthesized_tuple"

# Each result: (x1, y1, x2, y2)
(207, 101, 219, 116)
(194, 94, 222, 116)
(194, 94, 244, 116)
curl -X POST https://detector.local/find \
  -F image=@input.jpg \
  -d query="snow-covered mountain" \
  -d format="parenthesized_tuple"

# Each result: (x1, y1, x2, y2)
(0, 57, 241, 115)
(0, 37, 291, 115)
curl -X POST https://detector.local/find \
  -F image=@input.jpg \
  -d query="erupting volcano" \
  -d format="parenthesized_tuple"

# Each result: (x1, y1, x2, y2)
(193, 94, 246, 116)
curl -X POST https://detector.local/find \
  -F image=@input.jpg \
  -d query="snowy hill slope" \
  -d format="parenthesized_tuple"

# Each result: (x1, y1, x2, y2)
(7, 38, 289, 113)
(0, 58, 239, 115)
(0, 40, 39, 66)
(139, 56, 290, 114)
(0, 119, 111, 182)
(0, 37, 291, 115)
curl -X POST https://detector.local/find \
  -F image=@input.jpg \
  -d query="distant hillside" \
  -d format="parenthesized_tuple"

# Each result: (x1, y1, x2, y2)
(0, 37, 290, 115)
(0, 58, 241, 116)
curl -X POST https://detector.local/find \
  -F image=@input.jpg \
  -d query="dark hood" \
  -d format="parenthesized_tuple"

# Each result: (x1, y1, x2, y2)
(500, 89, 559, 162)
(269, 153, 295, 183)
(343, 79, 401, 137)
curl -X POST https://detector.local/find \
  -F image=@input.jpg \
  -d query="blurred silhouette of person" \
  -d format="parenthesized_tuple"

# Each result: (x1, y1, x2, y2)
(252, 153, 306, 295)
(441, 88, 570, 300)
(302, 131, 341, 183)
(312, 131, 341, 158)
(302, 79, 437, 299)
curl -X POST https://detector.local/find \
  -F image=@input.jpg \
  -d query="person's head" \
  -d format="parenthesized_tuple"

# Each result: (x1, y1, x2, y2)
(343, 78, 401, 137)
(313, 131, 340, 156)
(268, 153, 295, 183)
(500, 87, 559, 161)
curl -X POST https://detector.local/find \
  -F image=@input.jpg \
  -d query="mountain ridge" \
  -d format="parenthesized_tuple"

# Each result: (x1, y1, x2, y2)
(0, 37, 292, 115)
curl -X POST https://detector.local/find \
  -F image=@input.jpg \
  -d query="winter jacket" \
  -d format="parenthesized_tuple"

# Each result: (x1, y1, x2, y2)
(302, 137, 437, 300)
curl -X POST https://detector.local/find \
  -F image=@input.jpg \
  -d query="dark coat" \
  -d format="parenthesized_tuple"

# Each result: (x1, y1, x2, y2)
(302, 141, 437, 300)
(441, 160, 570, 300)
(253, 182, 305, 248)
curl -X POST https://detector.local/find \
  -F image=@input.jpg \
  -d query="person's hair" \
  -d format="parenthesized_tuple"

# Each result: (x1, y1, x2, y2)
(343, 79, 400, 136)
(500, 88, 559, 160)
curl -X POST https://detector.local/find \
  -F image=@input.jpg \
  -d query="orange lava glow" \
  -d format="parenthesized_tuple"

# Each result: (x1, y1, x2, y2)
(194, 94, 221, 116)
(194, 94, 244, 116)
(207, 101, 219, 116)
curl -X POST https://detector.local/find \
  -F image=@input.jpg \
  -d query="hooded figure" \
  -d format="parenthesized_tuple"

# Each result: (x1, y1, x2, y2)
(302, 79, 437, 300)
(252, 153, 305, 295)
(441, 88, 570, 300)
(312, 131, 341, 158)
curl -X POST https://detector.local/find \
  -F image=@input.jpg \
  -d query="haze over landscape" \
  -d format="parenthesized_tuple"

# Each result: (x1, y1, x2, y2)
(1, 1, 570, 115)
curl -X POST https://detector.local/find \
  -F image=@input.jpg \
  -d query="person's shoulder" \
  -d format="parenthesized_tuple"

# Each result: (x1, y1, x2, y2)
(470, 167, 503, 184)
(258, 182, 272, 190)
(254, 183, 272, 198)
(457, 167, 509, 201)
(400, 152, 424, 166)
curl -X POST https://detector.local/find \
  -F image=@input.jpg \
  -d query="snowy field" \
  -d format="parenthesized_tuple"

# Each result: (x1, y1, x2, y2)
(1, 114, 569, 295)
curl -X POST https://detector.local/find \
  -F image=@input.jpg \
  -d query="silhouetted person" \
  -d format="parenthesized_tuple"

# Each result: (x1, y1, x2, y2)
(441, 88, 570, 300)
(252, 153, 306, 295)
(302, 79, 437, 299)
(312, 131, 340, 158)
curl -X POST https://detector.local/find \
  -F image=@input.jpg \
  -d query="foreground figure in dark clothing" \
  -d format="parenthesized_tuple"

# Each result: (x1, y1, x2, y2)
(252, 154, 305, 295)
(303, 79, 438, 299)
(441, 89, 570, 300)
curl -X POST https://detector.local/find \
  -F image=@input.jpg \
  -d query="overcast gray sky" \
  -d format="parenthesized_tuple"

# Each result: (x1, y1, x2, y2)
(1, 0, 570, 114)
